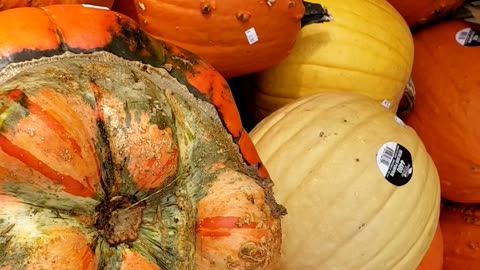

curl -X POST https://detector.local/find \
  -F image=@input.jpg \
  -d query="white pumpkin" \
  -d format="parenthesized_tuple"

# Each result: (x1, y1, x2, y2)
(250, 93, 440, 270)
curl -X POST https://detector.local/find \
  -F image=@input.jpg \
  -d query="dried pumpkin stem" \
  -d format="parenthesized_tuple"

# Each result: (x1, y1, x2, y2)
(301, 1, 333, 27)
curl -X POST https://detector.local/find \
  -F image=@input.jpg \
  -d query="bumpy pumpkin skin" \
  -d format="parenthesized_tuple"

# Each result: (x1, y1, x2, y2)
(250, 93, 441, 269)
(0, 0, 114, 10)
(416, 225, 443, 270)
(440, 201, 480, 270)
(252, 0, 414, 122)
(386, 0, 464, 29)
(404, 20, 480, 203)
(0, 5, 284, 269)
(112, 0, 306, 79)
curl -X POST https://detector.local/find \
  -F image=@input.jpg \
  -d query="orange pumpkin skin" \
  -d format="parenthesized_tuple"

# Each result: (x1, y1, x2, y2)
(386, 0, 464, 28)
(404, 20, 480, 203)
(0, 0, 114, 10)
(0, 5, 283, 269)
(440, 201, 480, 270)
(416, 225, 444, 270)
(112, 0, 306, 79)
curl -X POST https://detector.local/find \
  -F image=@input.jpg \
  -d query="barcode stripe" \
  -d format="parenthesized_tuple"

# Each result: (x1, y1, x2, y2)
(380, 146, 394, 166)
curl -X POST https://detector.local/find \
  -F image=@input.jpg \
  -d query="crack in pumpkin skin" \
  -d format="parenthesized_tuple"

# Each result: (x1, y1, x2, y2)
(0, 51, 282, 270)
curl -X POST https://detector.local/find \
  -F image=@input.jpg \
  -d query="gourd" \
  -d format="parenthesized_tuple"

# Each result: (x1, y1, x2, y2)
(250, 92, 441, 269)
(252, 0, 414, 122)
(112, 0, 331, 79)
(0, 4, 284, 269)
(404, 20, 480, 203)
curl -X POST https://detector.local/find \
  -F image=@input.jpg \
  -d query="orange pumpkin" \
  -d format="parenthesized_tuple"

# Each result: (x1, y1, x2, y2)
(441, 201, 480, 270)
(416, 225, 444, 270)
(112, 0, 330, 78)
(0, 4, 284, 269)
(386, 0, 465, 28)
(404, 20, 480, 203)
(0, 0, 114, 10)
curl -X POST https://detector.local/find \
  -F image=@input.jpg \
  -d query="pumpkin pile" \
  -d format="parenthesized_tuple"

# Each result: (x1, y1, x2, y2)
(0, 0, 477, 269)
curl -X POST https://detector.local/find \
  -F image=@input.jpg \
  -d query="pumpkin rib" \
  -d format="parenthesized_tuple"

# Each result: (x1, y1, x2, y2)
(287, 61, 407, 84)
(322, 143, 439, 270)
(250, 92, 440, 269)
(359, 154, 439, 269)
(362, 0, 410, 26)
(281, 107, 410, 266)
(251, 94, 353, 163)
(329, 21, 412, 67)
(331, 3, 412, 55)
(279, 103, 390, 205)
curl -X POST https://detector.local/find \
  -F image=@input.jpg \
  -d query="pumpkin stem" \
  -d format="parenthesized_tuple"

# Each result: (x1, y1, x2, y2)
(301, 1, 333, 27)
(448, 1, 480, 25)
(397, 76, 416, 119)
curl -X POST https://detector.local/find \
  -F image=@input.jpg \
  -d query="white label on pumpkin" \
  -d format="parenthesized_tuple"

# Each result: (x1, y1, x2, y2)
(455, 28, 480, 47)
(381, 99, 391, 110)
(394, 115, 407, 128)
(245, 28, 259, 45)
(82, 4, 110, 10)
(376, 142, 413, 186)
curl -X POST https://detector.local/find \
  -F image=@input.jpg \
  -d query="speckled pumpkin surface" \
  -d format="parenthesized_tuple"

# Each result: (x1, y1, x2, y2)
(0, 5, 284, 269)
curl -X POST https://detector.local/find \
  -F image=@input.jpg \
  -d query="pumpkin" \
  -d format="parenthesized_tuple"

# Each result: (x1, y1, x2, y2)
(386, 0, 465, 28)
(251, 0, 414, 123)
(440, 201, 480, 270)
(416, 225, 444, 270)
(404, 20, 480, 203)
(249, 93, 441, 269)
(0, 0, 114, 10)
(111, 0, 331, 79)
(0, 4, 285, 269)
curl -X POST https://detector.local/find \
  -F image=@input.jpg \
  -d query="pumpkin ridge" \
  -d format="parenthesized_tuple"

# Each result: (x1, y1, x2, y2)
(334, 0, 411, 42)
(358, 147, 440, 270)
(278, 100, 392, 205)
(327, 21, 412, 67)
(0, 134, 95, 197)
(286, 61, 407, 84)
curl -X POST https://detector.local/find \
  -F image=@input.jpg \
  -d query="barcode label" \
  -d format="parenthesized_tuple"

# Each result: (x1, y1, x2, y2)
(245, 27, 259, 45)
(381, 99, 391, 109)
(456, 28, 473, 46)
(458, 31, 469, 39)
(376, 142, 413, 186)
(380, 145, 395, 166)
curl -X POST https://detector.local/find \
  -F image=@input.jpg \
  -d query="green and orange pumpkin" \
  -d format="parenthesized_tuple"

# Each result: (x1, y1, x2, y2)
(0, 4, 284, 269)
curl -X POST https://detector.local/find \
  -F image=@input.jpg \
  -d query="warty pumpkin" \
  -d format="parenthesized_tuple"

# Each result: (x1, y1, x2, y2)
(440, 201, 480, 270)
(404, 20, 480, 203)
(112, 0, 331, 79)
(0, 0, 114, 10)
(416, 225, 444, 270)
(251, 0, 414, 123)
(386, 0, 465, 28)
(0, 4, 285, 269)
(249, 93, 441, 269)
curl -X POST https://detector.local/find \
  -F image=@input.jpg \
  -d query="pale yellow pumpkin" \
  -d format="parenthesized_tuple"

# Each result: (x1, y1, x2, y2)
(250, 93, 440, 270)
(252, 0, 414, 122)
